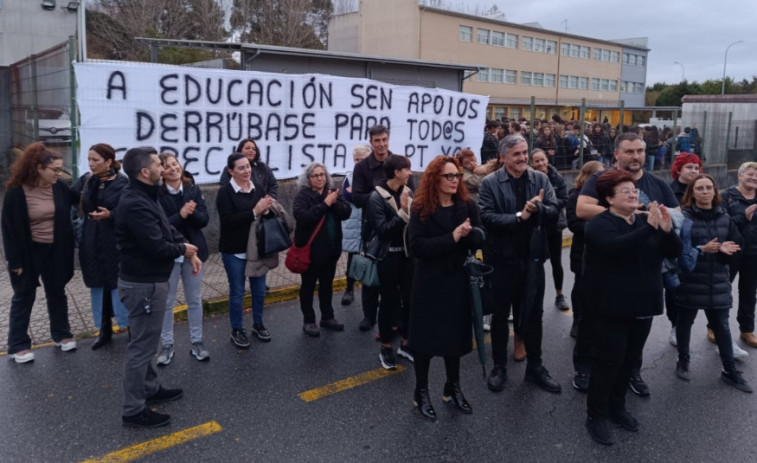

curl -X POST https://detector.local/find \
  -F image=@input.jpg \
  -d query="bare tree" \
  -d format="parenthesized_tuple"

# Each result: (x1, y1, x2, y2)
(230, 0, 333, 49)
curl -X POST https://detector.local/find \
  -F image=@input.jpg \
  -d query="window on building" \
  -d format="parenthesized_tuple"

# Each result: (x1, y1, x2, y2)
(570, 44, 580, 57)
(509, 107, 521, 119)
(602, 49, 610, 62)
(494, 107, 506, 120)
(533, 72, 544, 86)
(610, 51, 619, 63)
(638, 55, 645, 66)
(559, 75, 568, 88)
(628, 54, 636, 66)
(490, 68, 504, 83)
(580, 46, 590, 59)
(620, 81, 627, 92)
(521, 71, 532, 86)
(477, 29, 490, 44)
(600, 79, 609, 91)
(546, 40, 557, 54)
(505, 70, 517, 84)
(592, 78, 600, 91)
(477, 68, 489, 82)
(609, 80, 618, 91)
(622, 53, 629, 64)
(459, 26, 472, 42)
(505, 33, 518, 48)
(593, 48, 601, 60)
(545, 74, 556, 87)
(522, 37, 533, 51)
(636, 82, 645, 93)
(579, 77, 588, 89)
(490, 31, 504, 46)
(533, 38, 545, 53)
(569, 76, 579, 89)
(561, 43, 570, 56)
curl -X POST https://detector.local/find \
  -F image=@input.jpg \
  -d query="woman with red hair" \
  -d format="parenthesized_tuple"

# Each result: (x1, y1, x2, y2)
(407, 155, 483, 421)
(670, 152, 703, 202)
(2, 143, 77, 363)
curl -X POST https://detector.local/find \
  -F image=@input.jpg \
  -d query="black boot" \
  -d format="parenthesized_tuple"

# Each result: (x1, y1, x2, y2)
(413, 388, 437, 421)
(92, 312, 113, 350)
(442, 382, 472, 414)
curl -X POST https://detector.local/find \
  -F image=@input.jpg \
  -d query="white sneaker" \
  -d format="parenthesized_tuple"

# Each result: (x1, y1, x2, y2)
(10, 350, 35, 363)
(669, 327, 677, 347)
(716, 342, 749, 361)
(55, 339, 77, 352)
(397, 345, 414, 363)
(483, 315, 491, 332)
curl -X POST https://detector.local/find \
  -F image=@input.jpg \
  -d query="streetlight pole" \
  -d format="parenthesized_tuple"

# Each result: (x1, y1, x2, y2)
(722, 40, 743, 95)
(674, 61, 685, 81)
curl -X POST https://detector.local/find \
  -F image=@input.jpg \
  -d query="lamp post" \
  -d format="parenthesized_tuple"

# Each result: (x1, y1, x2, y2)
(721, 40, 743, 95)
(674, 61, 685, 81)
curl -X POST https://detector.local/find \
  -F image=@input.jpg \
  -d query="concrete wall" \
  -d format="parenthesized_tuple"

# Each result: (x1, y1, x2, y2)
(0, 0, 77, 66)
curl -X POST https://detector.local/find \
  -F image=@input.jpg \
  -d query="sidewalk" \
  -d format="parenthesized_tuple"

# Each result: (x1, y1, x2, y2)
(0, 246, 350, 353)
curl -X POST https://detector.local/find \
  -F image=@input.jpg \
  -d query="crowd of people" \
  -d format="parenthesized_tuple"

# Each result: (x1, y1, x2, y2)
(2, 122, 756, 443)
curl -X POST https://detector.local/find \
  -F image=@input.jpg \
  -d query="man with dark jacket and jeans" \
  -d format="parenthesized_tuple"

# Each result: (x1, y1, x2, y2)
(350, 125, 414, 332)
(478, 134, 562, 394)
(116, 146, 201, 428)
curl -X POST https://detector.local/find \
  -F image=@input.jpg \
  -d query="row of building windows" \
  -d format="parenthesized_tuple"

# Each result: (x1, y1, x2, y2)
(592, 47, 620, 63)
(459, 26, 647, 68)
(476, 68, 646, 94)
(623, 53, 645, 66)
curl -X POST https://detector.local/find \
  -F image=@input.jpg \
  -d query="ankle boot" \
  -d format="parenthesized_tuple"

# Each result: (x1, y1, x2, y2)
(413, 388, 437, 421)
(442, 382, 472, 414)
(92, 314, 113, 350)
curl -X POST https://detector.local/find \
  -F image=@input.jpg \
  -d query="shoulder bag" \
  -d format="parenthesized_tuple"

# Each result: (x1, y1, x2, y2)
(257, 215, 291, 257)
(285, 216, 325, 274)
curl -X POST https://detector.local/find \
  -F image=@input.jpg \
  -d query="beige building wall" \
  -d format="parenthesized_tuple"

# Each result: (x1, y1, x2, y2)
(328, 12, 363, 54)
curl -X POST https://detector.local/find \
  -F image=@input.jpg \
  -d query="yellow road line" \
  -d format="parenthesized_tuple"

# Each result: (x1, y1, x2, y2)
(80, 421, 222, 463)
(299, 366, 406, 403)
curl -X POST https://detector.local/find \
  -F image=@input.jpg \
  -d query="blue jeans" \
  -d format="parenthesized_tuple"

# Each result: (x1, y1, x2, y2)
(90, 287, 129, 329)
(221, 253, 265, 329)
(161, 260, 204, 346)
(645, 155, 655, 171)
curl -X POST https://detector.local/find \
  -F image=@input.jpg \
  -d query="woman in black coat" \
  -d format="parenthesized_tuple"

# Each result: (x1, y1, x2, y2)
(675, 174, 751, 392)
(531, 149, 569, 310)
(582, 170, 681, 445)
(292, 162, 351, 337)
(218, 138, 278, 198)
(72, 143, 130, 349)
(2, 143, 77, 363)
(407, 155, 482, 421)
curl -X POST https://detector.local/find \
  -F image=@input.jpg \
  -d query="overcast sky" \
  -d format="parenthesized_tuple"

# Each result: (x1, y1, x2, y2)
(462, 0, 755, 85)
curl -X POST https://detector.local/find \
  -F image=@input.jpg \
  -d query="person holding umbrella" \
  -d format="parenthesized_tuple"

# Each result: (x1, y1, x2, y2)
(407, 155, 483, 421)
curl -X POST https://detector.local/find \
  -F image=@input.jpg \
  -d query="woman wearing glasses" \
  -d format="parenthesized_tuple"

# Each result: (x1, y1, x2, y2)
(674, 174, 751, 392)
(407, 155, 483, 421)
(292, 162, 351, 337)
(582, 170, 681, 445)
(2, 142, 77, 363)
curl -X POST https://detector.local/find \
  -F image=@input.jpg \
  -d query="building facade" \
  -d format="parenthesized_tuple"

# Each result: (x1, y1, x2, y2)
(0, 0, 78, 66)
(329, 0, 649, 124)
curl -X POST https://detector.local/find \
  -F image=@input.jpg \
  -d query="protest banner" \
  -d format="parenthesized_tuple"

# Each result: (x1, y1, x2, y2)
(75, 60, 489, 183)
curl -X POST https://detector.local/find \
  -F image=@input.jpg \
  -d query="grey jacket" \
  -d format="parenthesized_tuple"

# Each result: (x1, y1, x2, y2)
(478, 167, 558, 262)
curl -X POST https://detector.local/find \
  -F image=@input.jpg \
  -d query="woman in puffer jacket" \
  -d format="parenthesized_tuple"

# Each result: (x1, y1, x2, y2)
(675, 174, 751, 393)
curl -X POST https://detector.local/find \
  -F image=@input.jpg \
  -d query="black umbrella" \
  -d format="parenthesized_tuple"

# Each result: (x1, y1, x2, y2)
(464, 241, 493, 378)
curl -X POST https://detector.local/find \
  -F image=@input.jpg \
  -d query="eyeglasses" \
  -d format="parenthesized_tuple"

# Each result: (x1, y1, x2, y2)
(439, 173, 464, 182)
(617, 188, 640, 196)
(310, 172, 326, 178)
(45, 166, 64, 174)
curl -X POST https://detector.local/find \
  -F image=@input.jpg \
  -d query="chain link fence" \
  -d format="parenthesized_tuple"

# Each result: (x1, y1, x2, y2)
(683, 110, 756, 169)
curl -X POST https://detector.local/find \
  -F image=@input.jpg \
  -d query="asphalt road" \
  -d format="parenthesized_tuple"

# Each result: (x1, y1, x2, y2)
(1, 249, 756, 463)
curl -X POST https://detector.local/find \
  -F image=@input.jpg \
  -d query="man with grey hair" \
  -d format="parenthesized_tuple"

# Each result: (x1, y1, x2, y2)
(116, 146, 201, 428)
(478, 134, 562, 394)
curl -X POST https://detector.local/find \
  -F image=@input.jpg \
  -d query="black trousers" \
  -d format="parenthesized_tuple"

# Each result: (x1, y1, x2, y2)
(547, 228, 564, 292)
(377, 252, 412, 343)
(586, 315, 652, 419)
(299, 261, 337, 324)
(413, 353, 460, 390)
(572, 267, 593, 373)
(7, 242, 72, 354)
(490, 259, 545, 368)
(732, 255, 757, 333)
(362, 285, 379, 322)
(665, 287, 678, 327)
(676, 307, 735, 371)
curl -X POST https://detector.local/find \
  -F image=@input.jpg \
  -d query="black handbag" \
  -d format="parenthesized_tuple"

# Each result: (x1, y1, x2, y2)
(72, 173, 92, 248)
(256, 216, 291, 257)
(348, 254, 380, 287)
(529, 205, 550, 263)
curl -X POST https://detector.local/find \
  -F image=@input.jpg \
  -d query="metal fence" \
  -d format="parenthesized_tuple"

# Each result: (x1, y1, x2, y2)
(9, 38, 77, 176)
(681, 110, 756, 169)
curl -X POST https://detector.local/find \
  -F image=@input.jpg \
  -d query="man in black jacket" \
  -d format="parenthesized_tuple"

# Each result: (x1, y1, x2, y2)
(350, 125, 414, 331)
(478, 134, 562, 394)
(116, 146, 201, 428)
(481, 120, 500, 163)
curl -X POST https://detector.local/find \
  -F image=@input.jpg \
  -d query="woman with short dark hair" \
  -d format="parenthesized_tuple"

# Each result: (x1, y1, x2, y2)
(407, 155, 483, 421)
(2, 142, 77, 362)
(674, 174, 750, 391)
(582, 170, 681, 445)
(219, 138, 278, 198)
